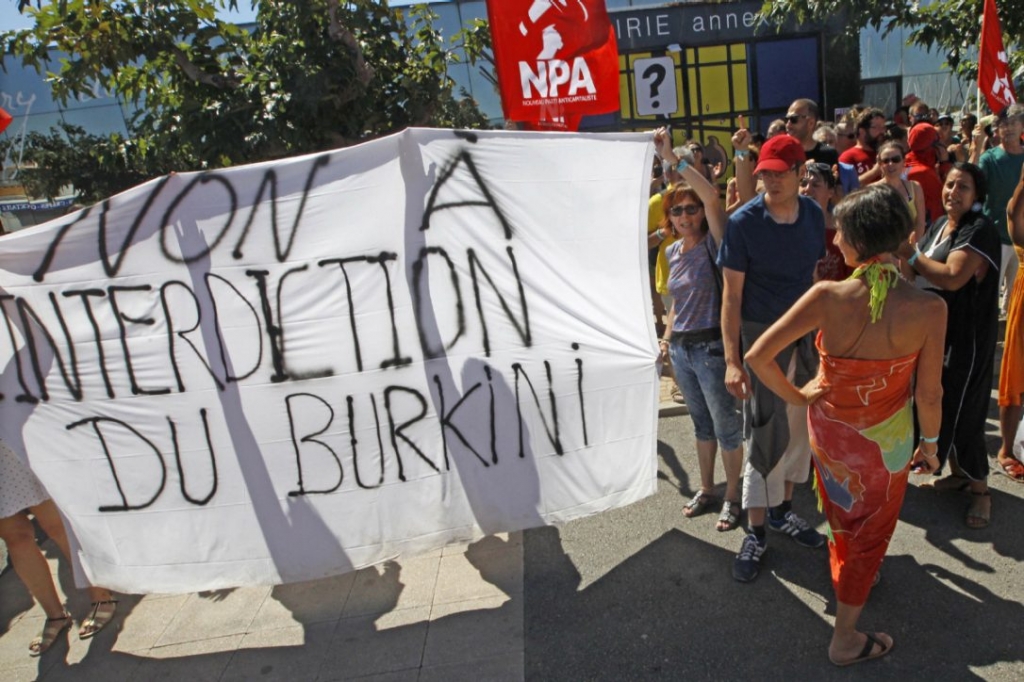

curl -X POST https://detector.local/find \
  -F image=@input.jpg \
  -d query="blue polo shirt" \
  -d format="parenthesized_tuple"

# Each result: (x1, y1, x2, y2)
(717, 194, 826, 325)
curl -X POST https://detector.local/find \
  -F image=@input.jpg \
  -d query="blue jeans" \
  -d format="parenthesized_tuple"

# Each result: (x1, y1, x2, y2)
(669, 337, 743, 450)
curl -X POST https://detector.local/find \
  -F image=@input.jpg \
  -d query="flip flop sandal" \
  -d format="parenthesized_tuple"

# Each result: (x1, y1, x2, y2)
(79, 599, 118, 639)
(998, 458, 1024, 483)
(683, 491, 716, 518)
(29, 613, 71, 656)
(829, 632, 893, 667)
(716, 500, 741, 532)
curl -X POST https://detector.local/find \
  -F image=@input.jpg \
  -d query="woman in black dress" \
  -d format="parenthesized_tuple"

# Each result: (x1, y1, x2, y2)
(901, 163, 1001, 528)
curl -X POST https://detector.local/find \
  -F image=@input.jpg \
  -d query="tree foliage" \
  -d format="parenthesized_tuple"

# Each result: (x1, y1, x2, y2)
(759, 0, 1023, 81)
(3, 1, 490, 200)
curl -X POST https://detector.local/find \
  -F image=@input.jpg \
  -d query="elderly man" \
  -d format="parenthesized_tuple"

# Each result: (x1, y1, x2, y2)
(784, 98, 838, 166)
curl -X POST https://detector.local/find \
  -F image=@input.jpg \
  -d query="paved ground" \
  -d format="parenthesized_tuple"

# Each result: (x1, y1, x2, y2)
(2, 373, 1022, 681)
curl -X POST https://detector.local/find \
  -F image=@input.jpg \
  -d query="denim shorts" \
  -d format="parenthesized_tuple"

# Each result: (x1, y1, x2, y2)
(668, 337, 743, 450)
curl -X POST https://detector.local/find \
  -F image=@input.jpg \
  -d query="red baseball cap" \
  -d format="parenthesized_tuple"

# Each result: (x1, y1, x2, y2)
(754, 134, 806, 173)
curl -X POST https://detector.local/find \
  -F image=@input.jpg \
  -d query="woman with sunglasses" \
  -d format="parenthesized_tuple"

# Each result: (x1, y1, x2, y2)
(653, 128, 744, 532)
(873, 141, 926, 244)
(799, 163, 852, 282)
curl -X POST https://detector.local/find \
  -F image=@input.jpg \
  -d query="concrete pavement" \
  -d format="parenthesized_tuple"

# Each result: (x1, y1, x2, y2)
(2, 380, 1022, 680)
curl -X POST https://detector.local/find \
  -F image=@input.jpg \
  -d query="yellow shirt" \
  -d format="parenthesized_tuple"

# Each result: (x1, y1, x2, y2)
(648, 187, 677, 295)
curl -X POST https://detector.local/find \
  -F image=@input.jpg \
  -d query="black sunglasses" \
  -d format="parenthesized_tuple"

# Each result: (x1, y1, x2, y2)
(784, 114, 808, 124)
(670, 204, 701, 216)
(880, 155, 903, 164)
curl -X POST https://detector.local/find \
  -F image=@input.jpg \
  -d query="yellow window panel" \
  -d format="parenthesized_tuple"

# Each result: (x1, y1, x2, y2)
(698, 45, 728, 64)
(732, 64, 750, 110)
(693, 65, 732, 115)
(619, 72, 634, 119)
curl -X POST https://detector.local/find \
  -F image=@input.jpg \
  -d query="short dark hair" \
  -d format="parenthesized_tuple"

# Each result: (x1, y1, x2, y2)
(855, 107, 885, 131)
(949, 162, 987, 204)
(832, 184, 912, 261)
(805, 162, 837, 189)
(792, 98, 820, 120)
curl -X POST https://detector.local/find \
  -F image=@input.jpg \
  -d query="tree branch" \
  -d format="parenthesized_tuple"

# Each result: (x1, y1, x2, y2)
(171, 45, 239, 89)
(326, 0, 374, 85)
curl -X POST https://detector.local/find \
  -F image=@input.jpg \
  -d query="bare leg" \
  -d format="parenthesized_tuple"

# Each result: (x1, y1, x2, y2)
(0, 512, 65, 619)
(721, 446, 743, 503)
(997, 403, 1024, 466)
(783, 480, 795, 502)
(30, 501, 112, 603)
(695, 439, 718, 494)
(829, 600, 892, 664)
(747, 507, 765, 527)
(966, 479, 991, 529)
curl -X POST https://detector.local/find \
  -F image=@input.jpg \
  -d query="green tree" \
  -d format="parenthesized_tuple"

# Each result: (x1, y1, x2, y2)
(3, 1, 490, 201)
(759, 0, 1023, 80)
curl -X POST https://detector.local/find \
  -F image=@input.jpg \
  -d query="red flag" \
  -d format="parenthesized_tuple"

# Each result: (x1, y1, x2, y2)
(0, 107, 12, 135)
(979, 0, 1017, 112)
(486, 0, 620, 131)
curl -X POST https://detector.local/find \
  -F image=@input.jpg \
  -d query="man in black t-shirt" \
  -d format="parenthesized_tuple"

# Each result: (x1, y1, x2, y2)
(785, 98, 839, 167)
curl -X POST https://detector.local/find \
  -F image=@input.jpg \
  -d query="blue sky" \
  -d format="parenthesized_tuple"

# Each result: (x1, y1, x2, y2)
(1, 1, 422, 32)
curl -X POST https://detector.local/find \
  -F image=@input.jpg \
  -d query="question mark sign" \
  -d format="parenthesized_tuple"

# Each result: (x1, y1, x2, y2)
(642, 63, 667, 110)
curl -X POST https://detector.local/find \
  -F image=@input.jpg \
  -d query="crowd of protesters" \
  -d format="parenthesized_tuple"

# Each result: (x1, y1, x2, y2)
(649, 97, 1024, 666)
(3, 93, 1022, 665)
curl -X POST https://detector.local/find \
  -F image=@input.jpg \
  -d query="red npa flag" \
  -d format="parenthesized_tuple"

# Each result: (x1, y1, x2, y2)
(486, 0, 620, 130)
(0, 107, 12, 135)
(979, 0, 1017, 112)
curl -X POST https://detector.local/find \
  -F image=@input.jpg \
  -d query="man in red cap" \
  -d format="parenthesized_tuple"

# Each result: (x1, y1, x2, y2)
(718, 134, 827, 582)
(905, 115, 945, 225)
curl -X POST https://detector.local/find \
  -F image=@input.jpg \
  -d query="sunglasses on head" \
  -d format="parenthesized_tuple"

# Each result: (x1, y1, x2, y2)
(670, 204, 701, 216)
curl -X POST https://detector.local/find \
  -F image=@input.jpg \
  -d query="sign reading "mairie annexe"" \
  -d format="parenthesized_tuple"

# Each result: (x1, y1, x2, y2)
(611, 1, 835, 51)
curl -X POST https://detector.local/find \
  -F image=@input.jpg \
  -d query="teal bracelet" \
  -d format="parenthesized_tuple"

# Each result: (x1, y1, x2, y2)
(907, 246, 922, 266)
(921, 435, 939, 443)
(675, 158, 690, 173)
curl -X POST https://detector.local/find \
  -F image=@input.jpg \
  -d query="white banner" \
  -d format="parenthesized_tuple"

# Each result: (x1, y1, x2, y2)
(0, 128, 658, 593)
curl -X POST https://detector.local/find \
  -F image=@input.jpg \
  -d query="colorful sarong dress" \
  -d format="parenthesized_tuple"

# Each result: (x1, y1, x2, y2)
(807, 332, 918, 607)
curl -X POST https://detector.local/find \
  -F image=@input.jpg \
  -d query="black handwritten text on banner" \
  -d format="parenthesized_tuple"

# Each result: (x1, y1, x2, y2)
(0, 129, 658, 593)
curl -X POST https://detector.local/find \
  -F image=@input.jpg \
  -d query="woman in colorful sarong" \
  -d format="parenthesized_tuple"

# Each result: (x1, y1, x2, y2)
(745, 184, 945, 666)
